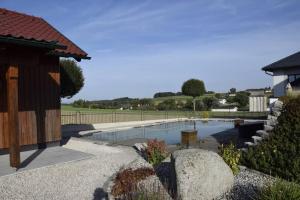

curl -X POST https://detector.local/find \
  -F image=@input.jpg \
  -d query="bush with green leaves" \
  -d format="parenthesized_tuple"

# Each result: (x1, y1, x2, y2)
(157, 99, 176, 110)
(241, 96, 300, 183)
(182, 79, 206, 111)
(258, 179, 300, 200)
(234, 92, 250, 107)
(60, 59, 84, 98)
(202, 96, 219, 110)
(219, 143, 241, 175)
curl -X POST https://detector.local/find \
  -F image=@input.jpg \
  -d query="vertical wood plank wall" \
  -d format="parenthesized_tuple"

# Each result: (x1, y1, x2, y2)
(0, 47, 61, 149)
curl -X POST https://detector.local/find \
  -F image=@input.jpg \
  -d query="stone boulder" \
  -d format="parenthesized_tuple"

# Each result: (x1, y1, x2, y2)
(267, 115, 278, 126)
(271, 100, 283, 117)
(171, 149, 234, 200)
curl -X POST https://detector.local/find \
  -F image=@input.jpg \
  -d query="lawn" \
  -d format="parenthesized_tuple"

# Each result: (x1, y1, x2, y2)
(62, 105, 124, 113)
(152, 94, 216, 105)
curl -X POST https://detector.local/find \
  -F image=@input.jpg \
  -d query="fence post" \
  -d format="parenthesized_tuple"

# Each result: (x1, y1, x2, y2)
(141, 110, 143, 121)
(76, 111, 80, 124)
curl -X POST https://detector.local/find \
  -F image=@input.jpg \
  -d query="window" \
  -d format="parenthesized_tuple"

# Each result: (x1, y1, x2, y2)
(288, 74, 300, 83)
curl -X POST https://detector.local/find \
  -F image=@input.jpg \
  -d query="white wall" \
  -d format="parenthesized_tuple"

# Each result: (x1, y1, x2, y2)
(249, 96, 267, 112)
(273, 73, 288, 97)
(211, 107, 238, 112)
(272, 68, 300, 97)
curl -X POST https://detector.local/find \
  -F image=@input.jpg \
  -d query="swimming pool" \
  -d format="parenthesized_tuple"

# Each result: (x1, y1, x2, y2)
(84, 120, 234, 145)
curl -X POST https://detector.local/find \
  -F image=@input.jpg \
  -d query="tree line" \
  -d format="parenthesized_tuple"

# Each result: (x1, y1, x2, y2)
(59, 62, 250, 111)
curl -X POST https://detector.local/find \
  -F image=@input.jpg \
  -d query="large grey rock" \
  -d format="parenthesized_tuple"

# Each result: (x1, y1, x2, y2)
(264, 125, 274, 132)
(171, 149, 234, 200)
(256, 130, 270, 139)
(252, 136, 263, 144)
(245, 141, 257, 147)
(267, 115, 278, 126)
(271, 100, 283, 117)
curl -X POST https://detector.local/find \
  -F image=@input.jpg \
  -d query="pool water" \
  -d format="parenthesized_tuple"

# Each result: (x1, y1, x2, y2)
(85, 120, 234, 145)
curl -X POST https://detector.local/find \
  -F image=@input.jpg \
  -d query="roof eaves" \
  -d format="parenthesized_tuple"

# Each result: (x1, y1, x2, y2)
(47, 50, 91, 61)
(0, 35, 67, 50)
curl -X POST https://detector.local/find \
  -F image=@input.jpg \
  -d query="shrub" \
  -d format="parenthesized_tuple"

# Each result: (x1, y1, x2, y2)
(60, 59, 84, 98)
(241, 96, 300, 183)
(157, 99, 176, 111)
(145, 139, 167, 166)
(202, 111, 210, 118)
(111, 168, 155, 197)
(202, 96, 219, 110)
(234, 92, 250, 107)
(219, 143, 241, 175)
(258, 179, 300, 200)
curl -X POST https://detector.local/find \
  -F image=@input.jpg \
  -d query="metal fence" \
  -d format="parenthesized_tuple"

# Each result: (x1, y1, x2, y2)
(61, 110, 268, 125)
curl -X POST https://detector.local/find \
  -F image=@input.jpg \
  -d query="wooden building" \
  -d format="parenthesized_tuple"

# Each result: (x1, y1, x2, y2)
(0, 8, 89, 167)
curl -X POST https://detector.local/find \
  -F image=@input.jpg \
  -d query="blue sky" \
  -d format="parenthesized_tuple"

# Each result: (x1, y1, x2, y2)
(2, 0, 300, 102)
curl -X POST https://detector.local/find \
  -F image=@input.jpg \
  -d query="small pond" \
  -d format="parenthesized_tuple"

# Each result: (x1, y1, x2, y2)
(84, 120, 234, 145)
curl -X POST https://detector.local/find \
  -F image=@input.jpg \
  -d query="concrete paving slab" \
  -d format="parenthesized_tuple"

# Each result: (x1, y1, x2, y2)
(0, 146, 92, 177)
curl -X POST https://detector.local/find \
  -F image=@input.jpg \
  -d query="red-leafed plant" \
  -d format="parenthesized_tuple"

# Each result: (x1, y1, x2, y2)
(145, 139, 167, 166)
(111, 168, 155, 197)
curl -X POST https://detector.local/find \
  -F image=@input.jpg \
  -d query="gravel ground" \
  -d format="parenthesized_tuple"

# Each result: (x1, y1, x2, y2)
(0, 138, 139, 200)
(218, 166, 274, 200)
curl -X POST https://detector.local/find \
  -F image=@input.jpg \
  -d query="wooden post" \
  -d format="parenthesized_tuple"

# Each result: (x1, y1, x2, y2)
(6, 65, 20, 168)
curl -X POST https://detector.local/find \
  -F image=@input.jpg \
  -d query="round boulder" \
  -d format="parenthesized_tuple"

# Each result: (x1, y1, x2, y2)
(171, 149, 234, 200)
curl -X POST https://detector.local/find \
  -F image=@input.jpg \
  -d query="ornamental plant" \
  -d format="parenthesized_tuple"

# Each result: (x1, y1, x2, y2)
(258, 179, 300, 200)
(60, 59, 84, 99)
(241, 95, 300, 183)
(219, 143, 241, 175)
(111, 168, 155, 197)
(145, 139, 167, 166)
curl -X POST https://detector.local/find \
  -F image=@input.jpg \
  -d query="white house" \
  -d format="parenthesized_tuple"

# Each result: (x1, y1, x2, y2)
(218, 99, 227, 105)
(262, 51, 300, 97)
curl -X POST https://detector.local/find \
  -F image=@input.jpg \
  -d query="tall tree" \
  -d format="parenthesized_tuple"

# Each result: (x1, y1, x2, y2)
(181, 79, 206, 111)
(230, 88, 237, 94)
(60, 59, 85, 99)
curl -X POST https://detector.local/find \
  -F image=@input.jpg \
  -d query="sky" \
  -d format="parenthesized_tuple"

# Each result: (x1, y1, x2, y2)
(1, 0, 300, 102)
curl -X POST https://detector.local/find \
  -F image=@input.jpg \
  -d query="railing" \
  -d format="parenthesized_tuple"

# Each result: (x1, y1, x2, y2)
(61, 110, 268, 125)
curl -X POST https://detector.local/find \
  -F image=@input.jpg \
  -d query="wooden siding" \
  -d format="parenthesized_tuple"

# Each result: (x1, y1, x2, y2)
(0, 46, 61, 149)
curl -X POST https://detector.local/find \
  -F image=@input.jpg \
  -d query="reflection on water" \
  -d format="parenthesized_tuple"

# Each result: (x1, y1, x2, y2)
(85, 120, 234, 145)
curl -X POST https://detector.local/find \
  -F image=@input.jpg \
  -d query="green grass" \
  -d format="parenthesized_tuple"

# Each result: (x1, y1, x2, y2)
(62, 105, 135, 113)
(258, 179, 300, 200)
(152, 94, 216, 104)
(62, 105, 267, 119)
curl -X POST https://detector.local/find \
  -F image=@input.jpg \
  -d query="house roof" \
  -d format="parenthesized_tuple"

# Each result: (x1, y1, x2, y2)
(0, 8, 89, 60)
(262, 51, 300, 72)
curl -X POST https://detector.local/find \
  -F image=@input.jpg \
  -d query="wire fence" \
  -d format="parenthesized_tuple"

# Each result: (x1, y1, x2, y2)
(61, 110, 268, 125)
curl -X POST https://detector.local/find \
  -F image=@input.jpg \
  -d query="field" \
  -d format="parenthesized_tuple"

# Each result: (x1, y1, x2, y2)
(61, 104, 268, 125)
(152, 94, 216, 105)
(62, 104, 120, 113)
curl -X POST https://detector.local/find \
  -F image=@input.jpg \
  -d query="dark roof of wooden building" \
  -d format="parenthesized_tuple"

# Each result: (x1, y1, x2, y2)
(262, 51, 300, 72)
(0, 8, 89, 60)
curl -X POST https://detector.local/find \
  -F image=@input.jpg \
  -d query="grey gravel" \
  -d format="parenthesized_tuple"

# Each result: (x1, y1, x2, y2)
(0, 139, 139, 200)
(217, 166, 274, 200)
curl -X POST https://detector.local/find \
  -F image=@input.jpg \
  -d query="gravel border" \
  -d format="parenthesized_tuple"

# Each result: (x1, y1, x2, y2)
(218, 166, 274, 200)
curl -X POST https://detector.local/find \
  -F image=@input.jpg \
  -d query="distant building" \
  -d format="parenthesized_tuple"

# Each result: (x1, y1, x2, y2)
(211, 107, 238, 112)
(262, 51, 300, 97)
(218, 99, 227, 105)
(246, 89, 266, 96)
(249, 96, 268, 112)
